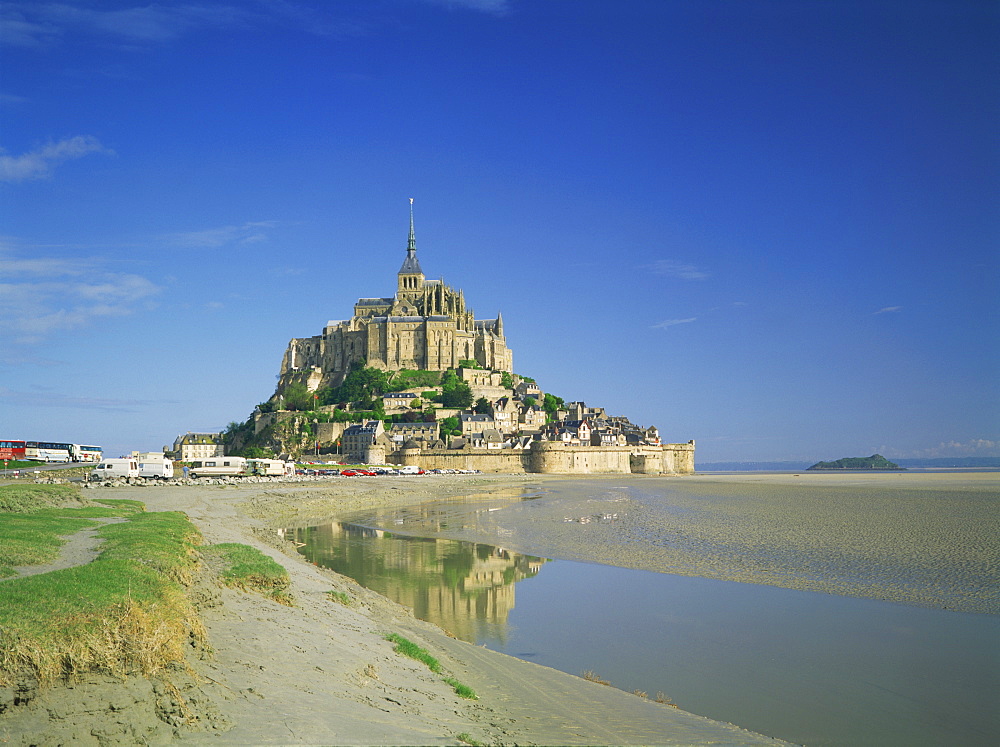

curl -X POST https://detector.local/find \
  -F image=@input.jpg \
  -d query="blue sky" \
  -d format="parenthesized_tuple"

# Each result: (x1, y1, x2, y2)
(1, 0, 997, 462)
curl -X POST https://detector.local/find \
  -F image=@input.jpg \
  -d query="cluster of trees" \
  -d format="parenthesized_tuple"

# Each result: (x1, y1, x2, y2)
(254, 362, 563, 438)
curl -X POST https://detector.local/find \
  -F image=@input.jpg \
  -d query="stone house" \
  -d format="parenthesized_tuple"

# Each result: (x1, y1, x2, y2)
(172, 432, 224, 461)
(382, 392, 419, 411)
(518, 404, 546, 431)
(515, 380, 543, 401)
(460, 413, 495, 436)
(561, 419, 593, 444)
(491, 397, 519, 434)
(471, 428, 505, 449)
(342, 420, 386, 460)
(389, 421, 439, 446)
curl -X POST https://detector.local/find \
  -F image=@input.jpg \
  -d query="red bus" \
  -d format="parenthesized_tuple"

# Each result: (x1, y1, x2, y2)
(0, 440, 27, 462)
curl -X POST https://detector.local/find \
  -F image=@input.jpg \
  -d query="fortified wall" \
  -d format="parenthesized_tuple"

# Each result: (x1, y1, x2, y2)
(384, 440, 696, 475)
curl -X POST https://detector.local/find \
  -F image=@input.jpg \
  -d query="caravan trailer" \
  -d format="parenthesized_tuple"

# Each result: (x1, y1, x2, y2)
(189, 456, 246, 478)
(246, 458, 295, 477)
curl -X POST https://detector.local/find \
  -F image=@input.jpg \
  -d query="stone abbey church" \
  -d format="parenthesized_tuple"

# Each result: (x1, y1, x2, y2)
(277, 206, 513, 394)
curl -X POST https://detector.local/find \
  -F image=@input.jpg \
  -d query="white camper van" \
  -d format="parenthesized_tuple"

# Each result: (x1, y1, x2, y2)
(91, 458, 139, 480)
(135, 453, 174, 479)
(246, 458, 295, 477)
(189, 456, 246, 478)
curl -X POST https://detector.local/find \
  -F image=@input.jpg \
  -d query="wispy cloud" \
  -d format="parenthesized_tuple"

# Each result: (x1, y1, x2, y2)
(0, 243, 160, 345)
(0, 386, 163, 413)
(163, 221, 278, 249)
(0, 136, 113, 182)
(649, 260, 710, 280)
(419, 0, 513, 15)
(878, 439, 1000, 459)
(874, 306, 902, 314)
(651, 317, 697, 329)
(1, 2, 374, 50)
(0, 3, 254, 48)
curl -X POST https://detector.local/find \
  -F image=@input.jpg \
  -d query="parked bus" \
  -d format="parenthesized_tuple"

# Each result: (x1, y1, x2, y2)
(246, 458, 295, 477)
(71, 444, 103, 462)
(0, 440, 27, 462)
(189, 456, 247, 478)
(25, 441, 72, 462)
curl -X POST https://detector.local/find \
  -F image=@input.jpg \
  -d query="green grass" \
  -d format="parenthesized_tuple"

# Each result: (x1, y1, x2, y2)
(385, 633, 442, 673)
(0, 494, 204, 686)
(201, 543, 292, 604)
(0, 483, 87, 512)
(0, 488, 145, 577)
(384, 633, 477, 700)
(326, 590, 353, 605)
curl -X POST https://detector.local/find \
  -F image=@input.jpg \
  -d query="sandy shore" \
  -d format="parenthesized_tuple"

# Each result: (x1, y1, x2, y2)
(2, 475, 786, 746)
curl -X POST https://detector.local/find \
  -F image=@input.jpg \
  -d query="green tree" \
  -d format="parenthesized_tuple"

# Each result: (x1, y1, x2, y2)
(439, 416, 461, 437)
(442, 381, 472, 408)
(283, 382, 314, 411)
(500, 371, 514, 389)
(542, 393, 565, 422)
(473, 397, 493, 415)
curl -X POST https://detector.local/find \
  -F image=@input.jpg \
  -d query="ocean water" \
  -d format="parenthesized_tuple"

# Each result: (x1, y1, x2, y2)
(282, 477, 1000, 746)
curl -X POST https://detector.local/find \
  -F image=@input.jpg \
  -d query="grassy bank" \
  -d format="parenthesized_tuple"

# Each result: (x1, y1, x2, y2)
(0, 484, 205, 686)
(201, 542, 292, 604)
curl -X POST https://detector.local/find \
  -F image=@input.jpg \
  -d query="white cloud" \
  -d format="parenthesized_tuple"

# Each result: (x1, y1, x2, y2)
(0, 136, 113, 182)
(164, 221, 277, 248)
(651, 317, 697, 329)
(874, 306, 902, 314)
(0, 245, 160, 345)
(649, 260, 710, 280)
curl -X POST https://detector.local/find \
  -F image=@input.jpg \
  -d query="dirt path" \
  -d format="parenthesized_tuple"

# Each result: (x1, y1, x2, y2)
(4, 517, 123, 580)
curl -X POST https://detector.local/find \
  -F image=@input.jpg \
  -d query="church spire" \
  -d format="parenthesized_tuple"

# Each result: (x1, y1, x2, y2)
(398, 197, 423, 278)
(407, 197, 416, 252)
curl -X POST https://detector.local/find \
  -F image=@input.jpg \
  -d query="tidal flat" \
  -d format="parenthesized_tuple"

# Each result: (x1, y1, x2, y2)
(332, 471, 1000, 615)
(289, 470, 999, 746)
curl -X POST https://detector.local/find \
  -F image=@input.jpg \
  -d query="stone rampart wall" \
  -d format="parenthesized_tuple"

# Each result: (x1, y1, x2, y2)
(386, 440, 696, 475)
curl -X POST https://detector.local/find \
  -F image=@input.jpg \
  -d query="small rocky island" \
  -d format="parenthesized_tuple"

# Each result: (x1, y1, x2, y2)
(807, 454, 904, 471)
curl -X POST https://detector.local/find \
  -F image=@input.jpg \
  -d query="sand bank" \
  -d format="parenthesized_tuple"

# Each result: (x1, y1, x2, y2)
(2, 476, 784, 746)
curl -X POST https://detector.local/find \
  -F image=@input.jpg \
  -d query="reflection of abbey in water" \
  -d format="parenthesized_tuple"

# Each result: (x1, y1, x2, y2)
(285, 522, 546, 644)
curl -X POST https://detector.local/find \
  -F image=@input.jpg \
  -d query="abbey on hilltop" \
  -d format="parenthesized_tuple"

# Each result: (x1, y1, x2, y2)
(276, 201, 513, 395)
(242, 202, 695, 475)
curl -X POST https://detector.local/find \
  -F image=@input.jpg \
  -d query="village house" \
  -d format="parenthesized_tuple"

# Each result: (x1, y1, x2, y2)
(389, 421, 439, 446)
(172, 432, 224, 461)
(342, 420, 386, 460)
(460, 413, 495, 436)
(491, 397, 519, 434)
(518, 403, 547, 432)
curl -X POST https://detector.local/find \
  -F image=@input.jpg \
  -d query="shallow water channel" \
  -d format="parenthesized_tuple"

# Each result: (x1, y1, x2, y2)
(282, 496, 999, 746)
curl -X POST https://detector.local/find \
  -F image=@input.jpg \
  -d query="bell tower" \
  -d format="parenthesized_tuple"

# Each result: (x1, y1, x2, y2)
(397, 198, 424, 299)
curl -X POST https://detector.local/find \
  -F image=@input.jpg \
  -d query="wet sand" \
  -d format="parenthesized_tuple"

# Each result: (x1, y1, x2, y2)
(1, 475, 784, 746)
(346, 471, 999, 615)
